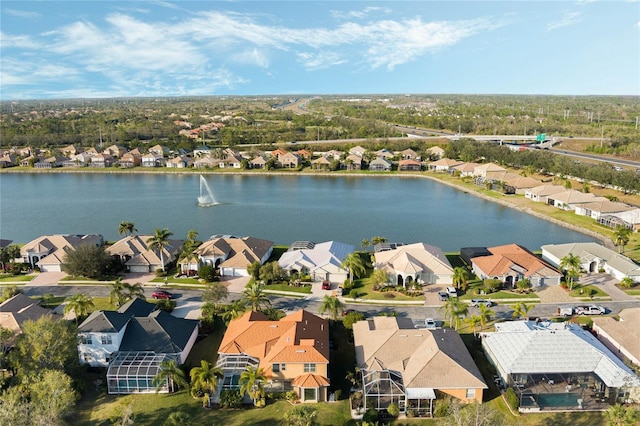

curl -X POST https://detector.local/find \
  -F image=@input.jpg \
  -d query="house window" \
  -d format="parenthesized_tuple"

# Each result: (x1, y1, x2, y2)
(79, 335, 93, 345)
(100, 335, 112, 345)
(281, 364, 286, 371)
(83, 354, 93, 363)
(466, 389, 476, 399)
(303, 388, 317, 401)
(273, 364, 280, 373)
(303, 363, 316, 373)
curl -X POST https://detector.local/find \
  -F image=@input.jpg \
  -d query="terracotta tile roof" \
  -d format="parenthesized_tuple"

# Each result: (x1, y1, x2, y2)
(292, 373, 330, 387)
(472, 244, 561, 278)
(219, 310, 329, 373)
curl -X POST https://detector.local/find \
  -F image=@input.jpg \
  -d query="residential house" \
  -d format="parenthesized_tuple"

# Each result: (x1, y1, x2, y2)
(310, 156, 331, 170)
(499, 174, 541, 194)
(473, 163, 506, 178)
(525, 184, 566, 203)
(451, 162, 479, 177)
(592, 307, 640, 368)
(546, 190, 599, 210)
(470, 243, 562, 287)
(373, 242, 454, 287)
(216, 310, 330, 403)
(192, 235, 273, 277)
(375, 149, 394, 160)
(148, 144, 170, 156)
(426, 146, 445, 159)
(324, 150, 343, 160)
(103, 145, 128, 158)
(279, 152, 301, 168)
(0, 294, 58, 347)
(20, 234, 104, 272)
(278, 241, 354, 284)
(574, 199, 636, 220)
(141, 153, 165, 168)
(344, 154, 363, 170)
(398, 159, 422, 171)
(368, 157, 392, 171)
(61, 144, 81, 156)
(428, 158, 463, 172)
(599, 208, 640, 232)
(296, 149, 312, 160)
(482, 320, 640, 410)
(401, 148, 419, 160)
(166, 156, 190, 168)
(119, 152, 142, 168)
(77, 298, 199, 394)
(107, 235, 184, 273)
(193, 145, 212, 157)
(19, 155, 38, 167)
(90, 153, 114, 168)
(250, 155, 267, 169)
(218, 154, 243, 169)
(349, 145, 367, 157)
(193, 156, 217, 169)
(353, 316, 487, 417)
(34, 156, 65, 169)
(0, 153, 17, 168)
(541, 242, 640, 281)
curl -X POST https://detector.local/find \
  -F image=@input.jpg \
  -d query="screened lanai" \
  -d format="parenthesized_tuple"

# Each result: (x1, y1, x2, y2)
(362, 369, 407, 413)
(107, 352, 176, 394)
(216, 353, 260, 390)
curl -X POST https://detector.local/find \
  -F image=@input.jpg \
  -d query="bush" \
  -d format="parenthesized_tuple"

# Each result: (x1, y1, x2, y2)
(349, 289, 359, 299)
(266, 391, 288, 400)
(362, 408, 378, 423)
(343, 311, 366, 329)
(505, 387, 520, 410)
(333, 389, 342, 401)
(384, 292, 396, 299)
(482, 278, 502, 294)
(198, 264, 216, 282)
(155, 299, 176, 312)
(433, 398, 451, 417)
(342, 280, 354, 291)
(387, 402, 400, 418)
(219, 389, 243, 408)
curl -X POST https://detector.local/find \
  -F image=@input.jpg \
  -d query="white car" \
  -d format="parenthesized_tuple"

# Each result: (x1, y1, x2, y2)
(470, 299, 494, 308)
(575, 305, 605, 315)
(445, 286, 458, 297)
(425, 318, 437, 329)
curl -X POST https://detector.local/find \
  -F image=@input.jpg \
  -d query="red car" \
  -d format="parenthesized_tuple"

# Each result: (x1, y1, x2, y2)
(152, 290, 174, 300)
(322, 280, 331, 290)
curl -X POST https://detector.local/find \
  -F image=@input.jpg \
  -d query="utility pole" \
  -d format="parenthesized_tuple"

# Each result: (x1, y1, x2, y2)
(600, 126, 604, 148)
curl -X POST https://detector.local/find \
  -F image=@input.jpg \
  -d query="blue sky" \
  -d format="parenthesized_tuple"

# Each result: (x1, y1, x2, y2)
(1, 1, 638, 100)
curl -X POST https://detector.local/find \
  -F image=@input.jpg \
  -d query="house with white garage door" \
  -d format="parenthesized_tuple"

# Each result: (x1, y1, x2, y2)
(107, 235, 183, 273)
(278, 241, 353, 284)
(373, 242, 454, 287)
(20, 234, 104, 272)
(192, 235, 273, 277)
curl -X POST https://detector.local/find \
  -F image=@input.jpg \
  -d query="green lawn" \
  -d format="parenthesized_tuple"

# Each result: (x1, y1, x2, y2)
(264, 283, 312, 294)
(569, 284, 609, 299)
(0, 274, 33, 282)
(459, 290, 539, 301)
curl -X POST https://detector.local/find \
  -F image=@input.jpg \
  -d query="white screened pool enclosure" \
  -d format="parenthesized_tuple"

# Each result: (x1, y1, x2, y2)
(107, 352, 178, 394)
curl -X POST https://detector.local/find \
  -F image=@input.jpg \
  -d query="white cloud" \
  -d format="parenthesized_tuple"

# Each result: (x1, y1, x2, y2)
(0, 32, 40, 49)
(547, 11, 582, 31)
(330, 6, 392, 20)
(3, 8, 41, 19)
(297, 51, 347, 70)
(230, 48, 270, 68)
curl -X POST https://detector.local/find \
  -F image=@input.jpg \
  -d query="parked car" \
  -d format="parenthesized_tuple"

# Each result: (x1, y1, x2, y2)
(470, 299, 494, 308)
(575, 305, 605, 315)
(151, 290, 174, 300)
(445, 286, 458, 297)
(425, 318, 437, 329)
(438, 292, 449, 301)
(322, 280, 331, 290)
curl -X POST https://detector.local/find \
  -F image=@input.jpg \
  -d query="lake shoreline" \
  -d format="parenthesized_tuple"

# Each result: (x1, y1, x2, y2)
(2, 167, 614, 249)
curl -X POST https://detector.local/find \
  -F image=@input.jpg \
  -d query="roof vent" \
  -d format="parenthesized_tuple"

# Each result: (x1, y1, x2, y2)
(296, 349, 306, 353)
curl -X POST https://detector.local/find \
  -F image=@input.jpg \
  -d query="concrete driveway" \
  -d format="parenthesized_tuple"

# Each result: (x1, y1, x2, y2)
(579, 273, 636, 301)
(24, 271, 67, 286)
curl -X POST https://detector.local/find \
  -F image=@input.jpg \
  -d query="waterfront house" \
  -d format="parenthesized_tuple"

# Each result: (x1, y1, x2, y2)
(592, 307, 640, 368)
(375, 149, 394, 160)
(20, 234, 104, 272)
(344, 154, 363, 170)
(541, 242, 640, 281)
(0, 153, 17, 168)
(193, 145, 212, 157)
(193, 156, 216, 169)
(148, 144, 170, 156)
(373, 242, 454, 287)
(525, 184, 566, 203)
(278, 241, 354, 284)
(107, 235, 184, 273)
(473, 163, 506, 178)
(368, 157, 392, 171)
(426, 146, 445, 159)
(103, 145, 128, 158)
(598, 208, 640, 232)
(470, 243, 562, 288)
(77, 297, 198, 394)
(546, 190, 598, 210)
(90, 153, 114, 168)
(349, 145, 367, 157)
(0, 294, 58, 347)
(192, 235, 273, 277)
(401, 148, 418, 160)
(278, 152, 301, 168)
(451, 162, 479, 177)
(166, 156, 190, 168)
(574, 199, 636, 220)
(482, 320, 640, 411)
(398, 159, 422, 171)
(216, 310, 330, 403)
(428, 158, 462, 172)
(34, 156, 65, 169)
(218, 154, 243, 169)
(61, 144, 81, 156)
(141, 153, 165, 168)
(119, 152, 142, 168)
(311, 156, 331, 170)
(250, 155, 267, 169)
(353, 316, 487, 417)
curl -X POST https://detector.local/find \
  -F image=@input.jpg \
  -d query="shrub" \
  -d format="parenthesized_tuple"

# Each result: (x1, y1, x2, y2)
(155, 299, 176, 312)
(349, 289, 359, 299)
(219, 389, 243, 408)
(333, 389, 342, 401)
(342, 280, 354, 291)
(286, 390, 298, 402)
(433, 398, 451, 417)
(505, 387, 519, 410)
(266, 391, 288, 400)
(343, 311, 366, 329)
(362, 408, 378, 423)
(387, 402, 400, 418)
(384, 292, 396, 299)
(482, 278, 503, 294)
(198, 264, 216, 282)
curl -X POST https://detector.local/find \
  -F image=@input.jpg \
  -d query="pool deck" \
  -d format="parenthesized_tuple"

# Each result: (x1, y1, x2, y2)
(518, 380, 611, 412)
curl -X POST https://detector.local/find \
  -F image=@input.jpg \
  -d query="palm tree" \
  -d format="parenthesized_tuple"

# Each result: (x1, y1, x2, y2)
(64, 293, 95, 324)
(118, 221, 137, 237)
(186, 229, 198, 244)
(367, 269, 390, 288)
(221, 300, 247, 324)
(341, 253, 365, 285)
(619, 277, 635, 289)
(146, 228, 174, 273)
(360, 239, 370, 252)
(371, 236, 387, 246)
(559, 253, 581, 291)
(466, 314, 482, 337)
(124, 282, 145, 300)
(152, 359, 188, 393)
(242, 283, 271, 312)
(613, 225, 632, 253)
(239, 365, 266, 406)
(438, 298, 468, 330)
(511, 302, 532, 320)
(318, 295, 344, 320)
(452, 267, 470, 291)
(189, 360, 223, 407)
(478, 303, 495, 331)
(109, 278, 128, 307)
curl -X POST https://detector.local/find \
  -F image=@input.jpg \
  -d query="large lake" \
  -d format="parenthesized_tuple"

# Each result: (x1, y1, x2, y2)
(1, 173, 595, 250)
